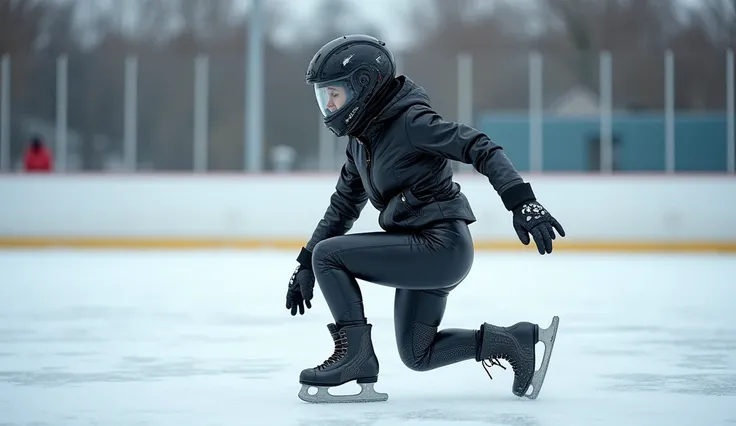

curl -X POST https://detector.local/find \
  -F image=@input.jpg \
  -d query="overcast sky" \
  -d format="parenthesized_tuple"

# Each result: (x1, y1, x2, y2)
(54, 0, 715, 50)
(263, 0, 421, 48)
(244, 0, 710, 49)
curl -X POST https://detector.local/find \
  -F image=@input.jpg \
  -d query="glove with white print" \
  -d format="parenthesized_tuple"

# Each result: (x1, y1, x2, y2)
(511, 200, 565, 254)
(501, 182, 566, 255)
(285, 247, 315, 316)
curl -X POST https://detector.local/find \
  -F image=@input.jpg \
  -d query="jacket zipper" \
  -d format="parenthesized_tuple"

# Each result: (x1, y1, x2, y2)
(358, 139, 383, 206)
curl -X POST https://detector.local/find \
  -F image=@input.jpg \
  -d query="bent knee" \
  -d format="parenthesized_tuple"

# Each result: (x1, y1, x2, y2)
(396, 323, 437, 372)
(311, 238, 341, 271)
(398, 350, 432, 372)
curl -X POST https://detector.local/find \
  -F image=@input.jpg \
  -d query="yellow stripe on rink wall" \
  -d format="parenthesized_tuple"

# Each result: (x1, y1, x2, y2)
(1, 237, 735, 253)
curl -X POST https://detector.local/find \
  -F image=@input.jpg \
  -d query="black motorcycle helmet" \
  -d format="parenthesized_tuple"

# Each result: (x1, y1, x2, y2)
(306, 34, 397, 137)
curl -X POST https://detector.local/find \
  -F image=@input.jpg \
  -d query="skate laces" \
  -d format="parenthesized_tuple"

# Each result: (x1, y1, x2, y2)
(316, 330, 348, 370)
(482, 356, 513, 380)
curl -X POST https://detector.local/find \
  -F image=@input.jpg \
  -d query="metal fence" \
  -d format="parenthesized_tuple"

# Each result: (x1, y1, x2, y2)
(1, 49, 734, 173)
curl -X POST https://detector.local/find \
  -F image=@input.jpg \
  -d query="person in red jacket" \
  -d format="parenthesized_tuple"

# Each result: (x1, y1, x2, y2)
(24, 137, 53, 172)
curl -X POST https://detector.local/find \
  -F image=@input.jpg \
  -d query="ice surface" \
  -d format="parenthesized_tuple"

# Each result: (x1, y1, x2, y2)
(1, 249, 735, 426)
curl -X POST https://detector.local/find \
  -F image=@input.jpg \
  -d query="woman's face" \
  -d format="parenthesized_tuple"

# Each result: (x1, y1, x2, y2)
(325, 85, 348, 113)
(314, 80, 354, 117)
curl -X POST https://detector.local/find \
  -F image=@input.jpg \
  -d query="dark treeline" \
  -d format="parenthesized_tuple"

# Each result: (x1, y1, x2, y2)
(1, 0, 733, 171)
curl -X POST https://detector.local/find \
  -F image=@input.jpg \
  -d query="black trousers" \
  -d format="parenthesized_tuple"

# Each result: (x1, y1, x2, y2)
(310, 219, 480, 371)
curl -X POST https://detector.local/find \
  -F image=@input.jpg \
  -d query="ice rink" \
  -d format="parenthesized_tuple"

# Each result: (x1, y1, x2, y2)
(1, 249, 735, 426)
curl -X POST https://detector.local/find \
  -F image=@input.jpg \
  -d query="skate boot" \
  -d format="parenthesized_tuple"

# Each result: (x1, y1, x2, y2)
(298, 323, 389, 403)
(479, 316, 559, 399)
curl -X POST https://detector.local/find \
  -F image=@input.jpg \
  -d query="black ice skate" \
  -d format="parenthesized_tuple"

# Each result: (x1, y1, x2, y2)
(298, 323, 389, 403)
(479, 315, 559, 399)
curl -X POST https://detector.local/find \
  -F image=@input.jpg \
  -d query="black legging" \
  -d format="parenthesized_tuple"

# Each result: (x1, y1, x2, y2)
(310, 219, 480, 371)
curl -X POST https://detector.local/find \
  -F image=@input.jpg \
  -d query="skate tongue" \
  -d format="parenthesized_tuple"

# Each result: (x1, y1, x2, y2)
(326, 323, 339, 334)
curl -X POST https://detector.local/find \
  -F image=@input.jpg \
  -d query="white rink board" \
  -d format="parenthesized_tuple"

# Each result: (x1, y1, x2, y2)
(0, 174, 735, 246)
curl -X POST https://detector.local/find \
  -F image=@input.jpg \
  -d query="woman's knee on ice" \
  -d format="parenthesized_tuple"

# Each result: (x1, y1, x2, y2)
(396, 322, 438, 372)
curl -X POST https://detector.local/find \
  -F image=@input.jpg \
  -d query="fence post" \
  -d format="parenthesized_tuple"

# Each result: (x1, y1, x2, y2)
(727, 48, 734, 174)
(124, 55, 138, 171)
(56, 54, 68, 172)
(664, 50, 675, 174)
(529, 51, 543, 173)
(0, 55, 10, 172)
(599, 51, 613, 173)
(193, 54, 209, 172)
(245, 0, 264, 172)
(456, 51, 473, 172)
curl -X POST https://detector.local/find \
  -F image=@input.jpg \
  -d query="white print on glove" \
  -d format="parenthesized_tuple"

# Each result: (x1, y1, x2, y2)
(521, 203, 547, 222)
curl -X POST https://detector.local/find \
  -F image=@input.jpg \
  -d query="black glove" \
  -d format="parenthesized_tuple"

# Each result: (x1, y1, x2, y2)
(285, 247, 316, 316)
(501, 182, 566, 255)
(512, 201, 565, 254)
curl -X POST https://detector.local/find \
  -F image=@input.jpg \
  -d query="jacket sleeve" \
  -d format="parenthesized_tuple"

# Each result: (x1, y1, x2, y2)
(305, 144, 369, 252)
(404, 105, 536, 211)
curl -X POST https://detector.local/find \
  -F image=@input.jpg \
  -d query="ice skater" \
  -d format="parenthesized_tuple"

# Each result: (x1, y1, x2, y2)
(285, 35, 565, 403)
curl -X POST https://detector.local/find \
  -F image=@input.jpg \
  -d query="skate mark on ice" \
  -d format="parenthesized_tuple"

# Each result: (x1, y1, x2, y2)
(53, 351, 97, 358)
(0, 327, 43, 343)
(306, 408, 541, 426)
(676, 353, 731, 371)
(581, 346, 648, 357)
(121, 356, 158, 364)
(120, 357, 287, 379)
(586, 327, 736, 368)
(296, 419, 377, 426)
(603, 373, 736, 396)
(641, 335, 736, 352)
(633, 330, 736, 371)
(177, 333, 253, 343)
(25, 306, 189, 322)
(0, 326, 106, 344)
(564, 325, 736, 341)
(0, 358, 288, 386)
(561, 324, 667, 335)
(392, 409, 540, 426)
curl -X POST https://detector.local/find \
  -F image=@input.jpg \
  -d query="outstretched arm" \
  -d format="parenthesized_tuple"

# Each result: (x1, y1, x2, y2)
(304, 145, 369, 253)
(404, 105, 535, 210)
(404, 105, 565, 254)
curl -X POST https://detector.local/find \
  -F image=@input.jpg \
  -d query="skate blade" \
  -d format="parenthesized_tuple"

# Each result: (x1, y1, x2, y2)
(298, 382, 389, 404)
(524, 315, 559, 400)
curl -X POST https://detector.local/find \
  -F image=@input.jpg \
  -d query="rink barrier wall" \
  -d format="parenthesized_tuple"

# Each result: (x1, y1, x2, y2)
(1, 173, 735, 253)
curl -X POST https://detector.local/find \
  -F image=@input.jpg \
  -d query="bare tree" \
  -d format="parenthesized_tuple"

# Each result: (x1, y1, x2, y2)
(696, 0, 736, 46)
(538, 0, 730, 110)
(0, 0, 54, 162)
(0, 0, 46, 53)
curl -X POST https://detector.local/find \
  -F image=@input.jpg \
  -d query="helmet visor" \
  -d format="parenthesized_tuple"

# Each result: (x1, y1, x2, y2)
(314, 78, 356, 118)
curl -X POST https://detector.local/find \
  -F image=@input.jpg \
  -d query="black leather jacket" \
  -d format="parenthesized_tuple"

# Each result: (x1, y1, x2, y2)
(305, 75, 534, 251)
